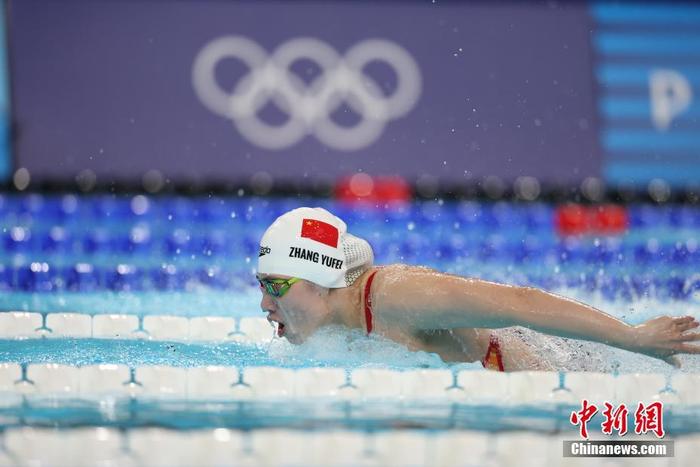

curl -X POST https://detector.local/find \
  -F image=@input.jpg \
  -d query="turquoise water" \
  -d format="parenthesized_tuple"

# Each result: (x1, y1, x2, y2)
(0, 291, 257, 316)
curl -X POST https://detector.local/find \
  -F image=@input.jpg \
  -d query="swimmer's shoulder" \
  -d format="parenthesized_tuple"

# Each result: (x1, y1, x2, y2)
(361, 264, 482, 290)
(368, 263, 442, 282)
(355, 263, 439, 308)
(355, 263, 416, 291)
(359, 264, 482, 312)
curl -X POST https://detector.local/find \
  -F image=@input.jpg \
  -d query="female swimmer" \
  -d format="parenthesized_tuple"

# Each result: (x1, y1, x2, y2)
(256, 207, 700, 371)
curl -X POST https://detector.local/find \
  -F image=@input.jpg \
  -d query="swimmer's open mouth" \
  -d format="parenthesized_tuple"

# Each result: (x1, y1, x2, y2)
(267, 316, 285, 337)
(267, 316, 286, 338)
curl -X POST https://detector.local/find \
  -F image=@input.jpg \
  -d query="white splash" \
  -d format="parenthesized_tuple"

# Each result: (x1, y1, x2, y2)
(267, 325, 480, 370)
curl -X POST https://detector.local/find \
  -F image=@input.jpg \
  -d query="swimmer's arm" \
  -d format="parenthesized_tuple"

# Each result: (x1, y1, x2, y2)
(374, 268, 700, 364)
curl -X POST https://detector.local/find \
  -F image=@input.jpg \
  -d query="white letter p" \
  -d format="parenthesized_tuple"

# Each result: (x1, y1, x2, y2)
(650, 69, 692, 131)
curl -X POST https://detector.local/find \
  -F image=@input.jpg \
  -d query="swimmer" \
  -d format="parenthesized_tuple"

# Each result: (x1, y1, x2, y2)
(257, 207, 700, 371)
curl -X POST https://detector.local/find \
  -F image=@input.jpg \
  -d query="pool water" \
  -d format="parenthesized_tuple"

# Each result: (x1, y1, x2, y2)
(1, 194, 699, 465)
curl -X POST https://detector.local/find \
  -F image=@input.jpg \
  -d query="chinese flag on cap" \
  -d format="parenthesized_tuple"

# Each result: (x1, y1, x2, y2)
(301, 218, 339, 248)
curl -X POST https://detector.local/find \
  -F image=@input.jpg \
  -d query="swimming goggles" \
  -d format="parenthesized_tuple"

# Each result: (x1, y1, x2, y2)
(256, 275, 301, 298)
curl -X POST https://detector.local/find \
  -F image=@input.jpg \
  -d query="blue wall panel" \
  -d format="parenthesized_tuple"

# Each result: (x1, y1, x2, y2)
(592, 3, 700, 187)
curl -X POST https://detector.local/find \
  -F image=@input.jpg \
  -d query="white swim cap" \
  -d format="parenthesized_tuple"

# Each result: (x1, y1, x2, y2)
(257, 207, 374, 288)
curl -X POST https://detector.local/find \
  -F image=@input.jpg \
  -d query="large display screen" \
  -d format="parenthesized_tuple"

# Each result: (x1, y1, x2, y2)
(8, 0, 600, 187)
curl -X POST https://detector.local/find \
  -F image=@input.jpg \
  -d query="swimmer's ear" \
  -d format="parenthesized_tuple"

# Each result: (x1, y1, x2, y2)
(664, 355, 681, 369)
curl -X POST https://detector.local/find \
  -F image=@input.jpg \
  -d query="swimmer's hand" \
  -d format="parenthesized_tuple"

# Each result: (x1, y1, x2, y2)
(629, 316, 700, 368)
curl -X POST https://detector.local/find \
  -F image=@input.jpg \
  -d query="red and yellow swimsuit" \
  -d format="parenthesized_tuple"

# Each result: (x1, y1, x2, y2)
(363, 270, 505, 372)
(481, 334, 505, 371)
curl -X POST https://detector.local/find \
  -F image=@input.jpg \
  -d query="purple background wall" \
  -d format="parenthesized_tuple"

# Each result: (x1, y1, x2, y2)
(8, 0, 601, 186)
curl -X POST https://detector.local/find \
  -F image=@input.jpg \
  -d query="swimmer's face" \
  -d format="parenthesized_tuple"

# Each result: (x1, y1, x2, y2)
(258, 274, 330, 344)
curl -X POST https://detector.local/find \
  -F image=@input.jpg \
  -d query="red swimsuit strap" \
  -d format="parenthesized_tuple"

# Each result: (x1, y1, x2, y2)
(363, 270, 379, 334)
(482, 334, 505, 372)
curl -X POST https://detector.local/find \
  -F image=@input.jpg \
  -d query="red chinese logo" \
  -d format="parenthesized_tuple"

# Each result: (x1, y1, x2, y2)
(601, 401, 628, 436)
(634, 401, 665, 438)
(570, 399, 598, 439)
(570, 400, 665, 439)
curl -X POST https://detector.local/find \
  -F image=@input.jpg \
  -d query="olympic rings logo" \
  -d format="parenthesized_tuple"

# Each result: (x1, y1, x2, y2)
(192, 36, 422, 151)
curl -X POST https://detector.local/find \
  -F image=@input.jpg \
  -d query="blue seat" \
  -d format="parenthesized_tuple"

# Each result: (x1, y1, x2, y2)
(633, 240, 670, 264)
(671, 243, 698, 264)
(477, 209, 499, 228)
(417, 201, 449, 224)
(668, 206, 700, 228)
(0, 264, 11, 291)
(200, 197, 232, 222)
(166, 229, 193, 254)
(241, 236, 260, 257)
(477, 235, 507, 260)
(239, 198, 277, 224)
(513, 236, 543, 263)
(370, 239, 394, 260)
(123, 226, 153, 254)
(399, 235, 428, 258)
(633, 245, 652, 263)
(198, 266, 233, 289)
(382, 204, 413, 221)
(33, 196, 73, 220)
(3, 226, 35, 252)
(152, 264, 189, 290)
(18, 193, 47, 216)
(128, 194, 157, 218)
(93, 195, 133, 219)
(586, 240, 623, 265)
(490, 202, 519, 228)
(66, 263, 100, 292)
(41, 226, 74, 253)
(399, 241, 422, 257)
(434, 242, 457, 260)
(0, 194, 8, 216)
(52, 195, 92, 221)
(105, 264, 144, 291)
(455, 201, 483, 225)
(14, 262, 60, 292)
(447, 233, 471, 253)
(196, 231, 231, 256)
(557, 239, 584, 264)
(83, 229, 113, 253)
(524, 204, 553, 230)
(56, 194, 84, 220)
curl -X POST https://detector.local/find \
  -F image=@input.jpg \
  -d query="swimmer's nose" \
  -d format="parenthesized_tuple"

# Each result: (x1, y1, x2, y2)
(260, 292, 276, 313)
